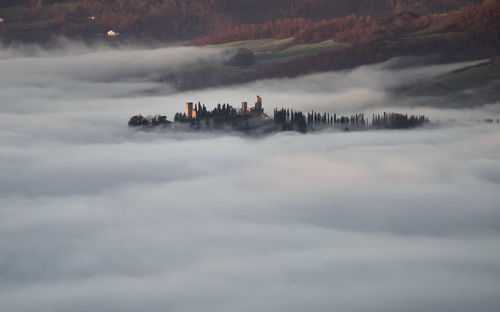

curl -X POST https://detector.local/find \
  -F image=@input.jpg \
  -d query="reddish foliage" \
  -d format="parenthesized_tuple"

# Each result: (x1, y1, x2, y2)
(192, 0, 499, 45)
(44, 0, 487, 41)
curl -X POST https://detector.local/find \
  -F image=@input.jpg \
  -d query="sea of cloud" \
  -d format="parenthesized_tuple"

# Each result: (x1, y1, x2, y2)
(1, 42, 499, 312)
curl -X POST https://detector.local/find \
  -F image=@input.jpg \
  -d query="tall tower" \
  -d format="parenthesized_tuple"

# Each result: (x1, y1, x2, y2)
(242, 102, 248, 112)
(255, 95, 263, 113)
(186, 102, 193, 119)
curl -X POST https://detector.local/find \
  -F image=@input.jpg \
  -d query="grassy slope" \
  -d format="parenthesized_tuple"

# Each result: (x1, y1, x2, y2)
(394, 60, 500, 107)
(213, 38, 349, 67)
(159, 38, 352, 90)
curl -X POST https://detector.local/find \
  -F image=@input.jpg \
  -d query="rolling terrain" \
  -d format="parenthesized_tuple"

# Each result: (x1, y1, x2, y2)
(0, 0, 488, 43)
(393, 58, 500, 108)
(1, 0, 498, 103)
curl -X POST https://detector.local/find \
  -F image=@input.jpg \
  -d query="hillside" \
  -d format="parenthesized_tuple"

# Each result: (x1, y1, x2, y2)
(1, 0, 498, 95)
(393, 58, 500, 108)
(165, 1, 499, 91)
(0, 0, 485, 43)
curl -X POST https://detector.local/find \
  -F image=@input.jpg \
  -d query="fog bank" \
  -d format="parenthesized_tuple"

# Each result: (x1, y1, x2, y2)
(1, 44, 499, 312)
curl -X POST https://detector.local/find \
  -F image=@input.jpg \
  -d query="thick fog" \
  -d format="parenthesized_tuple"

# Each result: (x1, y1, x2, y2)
(1, 43, 499, 312)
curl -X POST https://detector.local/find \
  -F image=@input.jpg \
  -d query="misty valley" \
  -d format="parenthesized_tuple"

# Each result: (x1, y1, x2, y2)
(1, 42, 499, 312)
(1, 1, 499, 311)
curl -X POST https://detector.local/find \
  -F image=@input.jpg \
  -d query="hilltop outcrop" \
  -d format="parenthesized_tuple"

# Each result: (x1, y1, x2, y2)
(129, 96, 430, 135)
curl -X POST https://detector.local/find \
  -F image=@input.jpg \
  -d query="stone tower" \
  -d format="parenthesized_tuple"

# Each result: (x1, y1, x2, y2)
(255, 95, 263, 113)
(186, 102, 193, 119)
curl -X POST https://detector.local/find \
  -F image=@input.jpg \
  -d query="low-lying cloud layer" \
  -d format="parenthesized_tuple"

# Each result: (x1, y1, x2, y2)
(1, 43, 499, 312)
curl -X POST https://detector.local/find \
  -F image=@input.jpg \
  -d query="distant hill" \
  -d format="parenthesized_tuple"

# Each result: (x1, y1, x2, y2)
(0, 0, 485, 43)
(1, 0, 497, 94)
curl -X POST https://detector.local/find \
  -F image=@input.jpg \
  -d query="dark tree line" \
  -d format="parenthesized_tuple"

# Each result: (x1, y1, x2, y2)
(274, 108, 428, 131)
(480, 118, 500, 124)
(128, 115, 169, 127)
(371, 113, 429, 129)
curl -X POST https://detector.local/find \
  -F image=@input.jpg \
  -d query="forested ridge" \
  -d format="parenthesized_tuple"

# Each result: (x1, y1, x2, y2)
(0, 0, 488, 41)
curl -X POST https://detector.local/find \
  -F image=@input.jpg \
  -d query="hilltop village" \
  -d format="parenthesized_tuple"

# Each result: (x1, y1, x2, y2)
(128, 96, 430, 134)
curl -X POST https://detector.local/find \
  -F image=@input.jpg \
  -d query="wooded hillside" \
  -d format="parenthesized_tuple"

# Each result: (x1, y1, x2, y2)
(0, 0, 486, 41)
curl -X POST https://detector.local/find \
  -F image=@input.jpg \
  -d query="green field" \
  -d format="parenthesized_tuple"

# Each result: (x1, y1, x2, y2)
(213, 38, 294, 53)
(214, 38, 349, 67)
(255, 40, 348, 65)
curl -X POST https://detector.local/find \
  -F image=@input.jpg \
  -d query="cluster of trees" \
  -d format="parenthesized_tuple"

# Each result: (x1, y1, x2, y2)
(128, 115, 169, 127)
(481, 118, 500, 124)
(371, 113, 429, 129)
(273, 108, 429, 132)
(274, 108, 372, 132)
(173, 102, 247, 129)
(273, 108, 307, 132)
